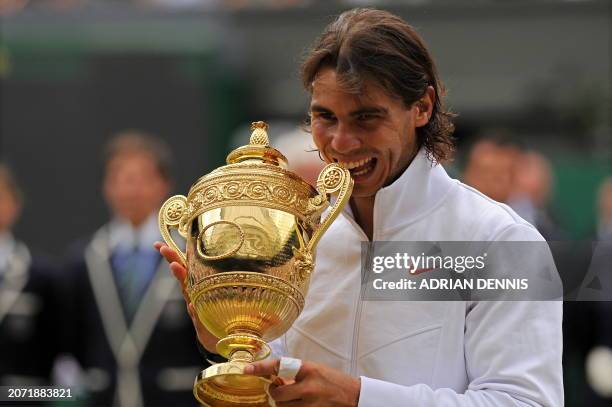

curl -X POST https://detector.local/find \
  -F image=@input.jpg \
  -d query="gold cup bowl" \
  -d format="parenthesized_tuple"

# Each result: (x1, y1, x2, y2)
(159, 122, 353, 406)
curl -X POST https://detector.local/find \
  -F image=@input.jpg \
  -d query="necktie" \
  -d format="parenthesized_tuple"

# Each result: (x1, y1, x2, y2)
(111, 248, 157, 323)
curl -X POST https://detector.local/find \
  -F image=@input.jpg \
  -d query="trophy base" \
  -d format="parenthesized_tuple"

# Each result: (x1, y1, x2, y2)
(194, 361, 271, 407)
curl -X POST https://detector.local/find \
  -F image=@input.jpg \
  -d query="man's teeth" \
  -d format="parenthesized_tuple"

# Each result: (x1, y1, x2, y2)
(337, 157, 374, 170)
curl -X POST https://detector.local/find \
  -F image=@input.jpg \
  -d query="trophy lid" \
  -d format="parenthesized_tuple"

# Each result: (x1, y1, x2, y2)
(184, 121, 321, 228)
(226, 121, 288, 168)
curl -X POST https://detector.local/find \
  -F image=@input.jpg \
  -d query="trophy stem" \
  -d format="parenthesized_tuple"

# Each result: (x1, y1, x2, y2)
(229, 350, 255, 363)
(217, 332, 271, 361)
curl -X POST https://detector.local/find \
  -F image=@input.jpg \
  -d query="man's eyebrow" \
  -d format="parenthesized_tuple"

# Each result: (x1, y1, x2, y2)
(349, 107, 388, 116)
(309, 105, 388, 116)
(310, 104, 333, 113)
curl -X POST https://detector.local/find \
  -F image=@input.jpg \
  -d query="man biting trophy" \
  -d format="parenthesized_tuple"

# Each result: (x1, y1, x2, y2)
(157, 8, 563, 407)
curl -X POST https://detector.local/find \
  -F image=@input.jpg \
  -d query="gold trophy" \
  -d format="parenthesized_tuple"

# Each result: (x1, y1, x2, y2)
(158, 121, 353, 406)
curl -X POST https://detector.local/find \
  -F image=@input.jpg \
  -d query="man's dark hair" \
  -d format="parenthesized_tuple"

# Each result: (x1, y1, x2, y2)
(104, 130, 174, 181)
(301, 8, 455, 162)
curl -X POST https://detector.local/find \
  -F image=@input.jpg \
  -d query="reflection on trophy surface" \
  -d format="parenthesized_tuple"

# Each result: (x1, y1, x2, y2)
(158, 121, 353, 406)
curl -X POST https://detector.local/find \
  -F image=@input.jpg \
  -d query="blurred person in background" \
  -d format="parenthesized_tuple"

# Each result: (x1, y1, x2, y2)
(0, 163, 60, 387)
(462, 135, 520, 204)
(556, 177, 612, 406)
(63, 131, 200, 406)
(581, 176, 612, 405)
(507, 150, 566, 241)
(463, 137, 564, 240)
(596, 177, 612, 240)
(464, 138, 596, 406)
(272, 126, 325, 186)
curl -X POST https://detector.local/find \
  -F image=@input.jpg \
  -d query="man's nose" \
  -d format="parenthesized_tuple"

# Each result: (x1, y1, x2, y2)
(330, 123, 361, 154)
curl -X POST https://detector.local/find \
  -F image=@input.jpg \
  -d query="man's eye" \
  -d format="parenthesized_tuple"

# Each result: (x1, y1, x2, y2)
(356, 113, 377, 122)
(314, 112, 336, 122)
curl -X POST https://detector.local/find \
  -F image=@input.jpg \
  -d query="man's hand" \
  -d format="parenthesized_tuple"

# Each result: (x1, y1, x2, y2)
(154, 241, 219, 354)
(244, 359, 360, 407)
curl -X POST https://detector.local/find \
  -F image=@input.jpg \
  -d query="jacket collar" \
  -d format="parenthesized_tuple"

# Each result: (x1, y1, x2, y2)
(344, 148, 456, 238)
(107, 213, 161, 254)
(0, 241, 31, 325)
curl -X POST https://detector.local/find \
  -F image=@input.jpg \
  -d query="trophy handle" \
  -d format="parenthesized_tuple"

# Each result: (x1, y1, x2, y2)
(159, 195, 189, 265)
(307, 163, 354, 253)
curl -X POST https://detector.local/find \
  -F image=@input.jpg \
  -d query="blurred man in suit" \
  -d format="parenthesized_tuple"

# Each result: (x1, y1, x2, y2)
(507, 150, 567, 241)
(0, 163, 60, 387)
(596, 177, 612, 240)
(463, 138, 565, 240)
(582, 177, 612, 405)
(64, 131, 201, 406)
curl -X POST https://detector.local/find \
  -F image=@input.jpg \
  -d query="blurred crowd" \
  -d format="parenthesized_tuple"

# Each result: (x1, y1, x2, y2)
(0, 0, 347, 15)
(459, 133, 612, 405)
(0, 126, 610, 406)
(0, 132, 201, 406)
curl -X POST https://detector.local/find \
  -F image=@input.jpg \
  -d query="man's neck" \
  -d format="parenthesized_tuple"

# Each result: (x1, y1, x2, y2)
(127, 217, 147, 229)
(346, 147, 421, 241)
(350, 196, 375, 241)
(109, 213, 159, 253)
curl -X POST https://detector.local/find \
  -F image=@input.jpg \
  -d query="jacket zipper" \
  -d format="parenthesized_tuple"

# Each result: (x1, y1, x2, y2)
(341, 212, 373, 377)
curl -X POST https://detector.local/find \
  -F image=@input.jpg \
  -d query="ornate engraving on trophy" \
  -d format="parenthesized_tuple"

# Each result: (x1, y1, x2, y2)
(159, 121, 353, 406)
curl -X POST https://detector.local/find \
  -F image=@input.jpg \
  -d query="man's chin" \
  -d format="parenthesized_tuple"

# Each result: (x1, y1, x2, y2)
(349, 171, 385, 199)
(349, 184, 379, 200)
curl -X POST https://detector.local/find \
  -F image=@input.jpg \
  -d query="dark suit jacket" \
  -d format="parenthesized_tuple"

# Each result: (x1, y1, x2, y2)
(63, 227, 201, 407)
(0, 242, 60, 387)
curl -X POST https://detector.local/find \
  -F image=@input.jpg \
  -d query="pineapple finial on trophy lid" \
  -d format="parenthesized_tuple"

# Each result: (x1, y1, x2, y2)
(226, 120, 287, 167)
(250, 121, 270, 146)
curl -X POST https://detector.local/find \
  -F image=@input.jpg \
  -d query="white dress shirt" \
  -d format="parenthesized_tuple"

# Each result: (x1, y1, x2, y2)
(107, 214, 161, 254)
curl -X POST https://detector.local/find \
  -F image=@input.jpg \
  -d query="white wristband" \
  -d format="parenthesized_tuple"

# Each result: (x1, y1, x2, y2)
(277, 357, 302, 380)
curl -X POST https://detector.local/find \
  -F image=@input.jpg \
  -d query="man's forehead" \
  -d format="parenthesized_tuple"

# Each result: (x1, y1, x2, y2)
(312, 80, 378, 108)
(310, 68, 396, 109)
(106, 151, 159, 173)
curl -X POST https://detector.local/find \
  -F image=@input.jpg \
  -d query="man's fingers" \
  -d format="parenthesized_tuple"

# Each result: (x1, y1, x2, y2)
(160, 246, 184, 265)
(244, 359, 279, 376)
(156, 242, 185, 266)
(269, 381, 307, 403)
(156, 240, 188, 293)
(155, 241, 187, 289)
(188, 302, 198, 322)
(169, 261, 187, 282)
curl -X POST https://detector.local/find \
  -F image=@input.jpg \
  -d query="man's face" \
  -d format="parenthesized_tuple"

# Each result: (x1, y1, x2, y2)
(463, 141, 519, 203)
(0, 181, 20, 233)
(599, 179, 612, 224)
(103, 152, 170, 226)
(310, 69, 422, 199)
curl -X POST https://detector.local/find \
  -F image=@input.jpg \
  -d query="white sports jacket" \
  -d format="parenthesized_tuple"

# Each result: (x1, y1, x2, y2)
(278, 149, 563, 406)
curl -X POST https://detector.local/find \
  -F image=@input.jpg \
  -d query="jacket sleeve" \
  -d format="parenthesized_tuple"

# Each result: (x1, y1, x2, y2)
(269, 337, 288, 359)
(359, 223, 564, 407)
(359, 300, 563, 406)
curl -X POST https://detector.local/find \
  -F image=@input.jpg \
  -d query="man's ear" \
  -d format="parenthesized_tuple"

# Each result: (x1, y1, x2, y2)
(415, 86, 435, 128)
